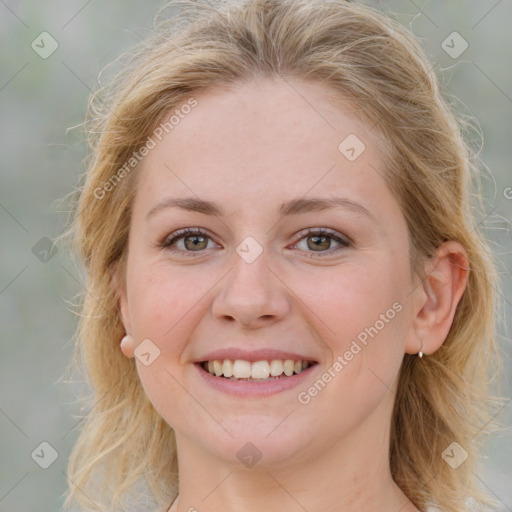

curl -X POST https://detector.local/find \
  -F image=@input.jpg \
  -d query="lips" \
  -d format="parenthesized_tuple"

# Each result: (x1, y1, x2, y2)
(192, 347, 319, 396)
(194, 358, 318, 397)
(194, 348, 318, 364)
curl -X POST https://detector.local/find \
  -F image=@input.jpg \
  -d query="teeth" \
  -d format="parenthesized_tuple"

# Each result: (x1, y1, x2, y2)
(283, 360, 294, 376)
(233, 360, 251, 378)
(251, 361, 270, 379)
(202, 359, 313, 379)
(213, 360, 223, 377)
(222, 359, 234, 377)
(270, 359, 283, 376)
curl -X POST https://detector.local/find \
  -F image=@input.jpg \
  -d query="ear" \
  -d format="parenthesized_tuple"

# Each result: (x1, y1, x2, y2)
(112, 266, 135, 359)
(405, 241, 469, 356)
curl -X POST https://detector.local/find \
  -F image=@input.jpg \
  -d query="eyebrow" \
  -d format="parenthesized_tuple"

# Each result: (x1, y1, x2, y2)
(145, 196, 374, 221)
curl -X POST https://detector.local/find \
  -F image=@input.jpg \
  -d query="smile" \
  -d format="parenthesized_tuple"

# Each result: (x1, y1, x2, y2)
(201, 359, 314, 380)
(195, 359, 319, 398)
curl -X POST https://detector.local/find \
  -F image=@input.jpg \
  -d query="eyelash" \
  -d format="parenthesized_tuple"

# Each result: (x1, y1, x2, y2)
(159, 227, 351, 258)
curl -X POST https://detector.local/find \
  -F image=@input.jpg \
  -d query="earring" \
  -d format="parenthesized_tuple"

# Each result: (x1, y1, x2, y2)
(120, 334, 133, 348)
(120, 334, 135, 357)
(418, 340, 424, 359)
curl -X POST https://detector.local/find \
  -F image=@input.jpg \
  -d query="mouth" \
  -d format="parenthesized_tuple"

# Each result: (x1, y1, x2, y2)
(197, 358, 318, 382)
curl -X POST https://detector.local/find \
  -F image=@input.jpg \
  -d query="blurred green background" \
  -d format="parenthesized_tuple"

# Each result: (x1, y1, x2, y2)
(1, 1, 511, 511)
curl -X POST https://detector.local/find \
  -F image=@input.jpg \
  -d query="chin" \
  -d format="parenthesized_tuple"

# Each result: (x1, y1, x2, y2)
(197, 415, 315, 468)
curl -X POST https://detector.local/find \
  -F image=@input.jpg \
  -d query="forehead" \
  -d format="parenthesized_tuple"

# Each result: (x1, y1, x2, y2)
(134, 77, 396, 221)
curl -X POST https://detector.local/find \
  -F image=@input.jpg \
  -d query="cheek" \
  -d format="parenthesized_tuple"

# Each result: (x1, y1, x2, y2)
(294, 259, 407, 353)
(135, 357, 197, 431)
(294, 257, 410, 414)
(298, 266, 408, 431)
(127, 260, 210, 342)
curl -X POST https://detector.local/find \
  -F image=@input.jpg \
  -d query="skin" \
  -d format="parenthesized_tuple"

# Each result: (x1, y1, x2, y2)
(115, 77, 469, 512)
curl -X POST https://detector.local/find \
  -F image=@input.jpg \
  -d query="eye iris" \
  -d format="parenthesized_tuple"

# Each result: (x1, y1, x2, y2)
(308, 235, 331, 251)
(184, 235, 208, 250)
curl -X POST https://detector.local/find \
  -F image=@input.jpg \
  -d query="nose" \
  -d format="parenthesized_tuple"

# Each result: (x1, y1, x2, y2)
(211, 248, 291, 329)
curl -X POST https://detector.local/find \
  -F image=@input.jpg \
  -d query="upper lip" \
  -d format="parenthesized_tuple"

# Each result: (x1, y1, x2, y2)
(195, 348, 318, 363)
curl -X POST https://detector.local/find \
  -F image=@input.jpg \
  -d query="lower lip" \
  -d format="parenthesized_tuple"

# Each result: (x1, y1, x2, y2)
(194, 363, 318, 398)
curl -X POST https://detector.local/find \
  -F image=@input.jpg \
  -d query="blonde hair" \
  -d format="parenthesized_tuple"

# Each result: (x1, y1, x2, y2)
(61, 1, 503, 511)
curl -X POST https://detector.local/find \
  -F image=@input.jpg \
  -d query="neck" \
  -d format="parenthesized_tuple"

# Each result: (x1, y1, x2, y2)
(170, 400, 420, 512)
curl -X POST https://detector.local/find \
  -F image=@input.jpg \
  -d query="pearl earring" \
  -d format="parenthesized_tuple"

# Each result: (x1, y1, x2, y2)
(120, 334, 135, 356)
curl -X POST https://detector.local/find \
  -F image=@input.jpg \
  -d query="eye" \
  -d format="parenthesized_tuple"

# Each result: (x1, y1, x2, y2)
(291, 228, 351, 257)
(160, 228, 218, 256)
(160, 227, 351, 257)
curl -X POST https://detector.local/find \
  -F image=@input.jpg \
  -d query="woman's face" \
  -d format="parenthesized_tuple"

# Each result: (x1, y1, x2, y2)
(117, 77, 424, 469)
